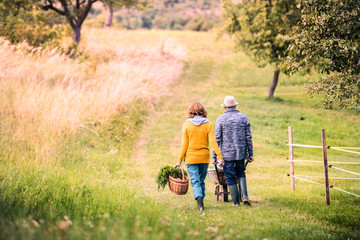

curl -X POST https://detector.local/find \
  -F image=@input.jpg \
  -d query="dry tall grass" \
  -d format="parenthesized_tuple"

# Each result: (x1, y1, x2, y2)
(0, 29, 185, 163)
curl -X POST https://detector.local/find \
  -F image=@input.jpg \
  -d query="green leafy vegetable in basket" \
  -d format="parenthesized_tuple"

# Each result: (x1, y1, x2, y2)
(156, 165, 188, 190)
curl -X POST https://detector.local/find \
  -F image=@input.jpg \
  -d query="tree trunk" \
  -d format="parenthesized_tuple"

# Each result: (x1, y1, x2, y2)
(104, 5, 113, 29)
(72, 26, 81, 44)
(268, 69, 280, 98)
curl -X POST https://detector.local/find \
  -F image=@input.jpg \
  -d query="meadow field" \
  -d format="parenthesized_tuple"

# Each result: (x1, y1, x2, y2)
(0, 29, 359, 240)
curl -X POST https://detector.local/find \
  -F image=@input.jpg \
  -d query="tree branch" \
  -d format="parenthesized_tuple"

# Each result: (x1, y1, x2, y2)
(57, 0, 76, 28)
(41, 0, 66, 15)
(78, 0, 96, 25)
(59, 0, 69, 12)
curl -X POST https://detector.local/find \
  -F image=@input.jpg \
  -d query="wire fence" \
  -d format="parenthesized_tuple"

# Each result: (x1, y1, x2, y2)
(330, 186, 360, 198)
(287, 174, 360, 198)
(292, 174, 360, 180)
(287, 127, 360, 203)
(331, 147, 360, 150)
(328, 147, 360, 155)
(286, 143, 360, 155)
(287, 174, 322, 185)
(286, 143, 323, 149)
(286, 159, 360, 165)
(329, 165, 360, 176)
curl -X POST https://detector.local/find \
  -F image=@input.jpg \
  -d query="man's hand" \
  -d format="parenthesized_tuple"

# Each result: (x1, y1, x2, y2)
(247, 156, 254, 162)
(218, 158, 225, 168)
(175, 162, 181, 168)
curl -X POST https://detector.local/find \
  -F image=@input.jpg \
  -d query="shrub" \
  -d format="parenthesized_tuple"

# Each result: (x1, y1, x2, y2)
(0, 3, 63, 47)
(185, 16, 213, 31)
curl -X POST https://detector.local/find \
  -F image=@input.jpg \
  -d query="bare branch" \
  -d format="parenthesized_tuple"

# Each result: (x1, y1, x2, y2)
(41, 0, 66, 15)
(78, 0, 95, 25)
(56, 0, 76, 28)
(59, 0, 70, 14)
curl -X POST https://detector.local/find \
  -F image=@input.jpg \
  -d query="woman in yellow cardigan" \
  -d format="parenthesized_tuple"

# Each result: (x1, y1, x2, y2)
(176, 102, 223, 211)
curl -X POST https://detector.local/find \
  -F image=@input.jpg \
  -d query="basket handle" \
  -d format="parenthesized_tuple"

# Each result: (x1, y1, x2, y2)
(176, 165, 185, 180)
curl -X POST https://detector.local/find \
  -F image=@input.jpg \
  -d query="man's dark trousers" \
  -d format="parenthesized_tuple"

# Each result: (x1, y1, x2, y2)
(223, 160, 248, 200)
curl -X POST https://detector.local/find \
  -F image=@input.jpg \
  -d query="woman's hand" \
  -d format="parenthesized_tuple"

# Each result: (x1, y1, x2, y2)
(175, 162, 181, 168)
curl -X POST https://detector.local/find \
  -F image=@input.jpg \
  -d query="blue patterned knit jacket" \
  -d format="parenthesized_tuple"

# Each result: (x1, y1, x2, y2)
(212, 108, 253, 161)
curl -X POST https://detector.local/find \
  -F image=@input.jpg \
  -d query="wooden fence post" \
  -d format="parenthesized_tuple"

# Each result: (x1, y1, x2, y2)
(321, 129, 330, 206)
(288, 126, 295, 191)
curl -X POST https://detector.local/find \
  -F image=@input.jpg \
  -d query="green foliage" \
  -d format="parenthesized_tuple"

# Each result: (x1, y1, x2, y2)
(283, 0, 360, 109)
(305, 73, 360, 109)
(141, 15, 152, 29)
(106, 0, 150, 10)
(0, 1, 63, 47)
(222, 0, 301, 68)
(89, 7, 102, 16)
(95, 0, 221, 30)
(155, 165, 188, 190)
(185, 16, 213, 31)
(0, 167, 188, 240)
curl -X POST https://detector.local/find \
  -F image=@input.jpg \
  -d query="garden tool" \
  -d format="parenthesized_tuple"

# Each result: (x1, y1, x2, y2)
(214, 162, 221, 185)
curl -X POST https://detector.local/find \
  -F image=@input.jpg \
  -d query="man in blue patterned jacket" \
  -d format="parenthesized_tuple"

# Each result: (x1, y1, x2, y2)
(212, 96, 254, 206)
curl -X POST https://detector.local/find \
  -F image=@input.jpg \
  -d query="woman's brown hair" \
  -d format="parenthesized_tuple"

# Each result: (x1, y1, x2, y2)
(188, 101, 208, 118)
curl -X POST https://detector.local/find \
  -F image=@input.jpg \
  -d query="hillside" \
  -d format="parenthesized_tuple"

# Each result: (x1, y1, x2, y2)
(87, 0, 223, 30)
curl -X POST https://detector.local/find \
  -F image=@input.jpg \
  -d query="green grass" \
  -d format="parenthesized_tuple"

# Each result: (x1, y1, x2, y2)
(1, 30, 360, 240)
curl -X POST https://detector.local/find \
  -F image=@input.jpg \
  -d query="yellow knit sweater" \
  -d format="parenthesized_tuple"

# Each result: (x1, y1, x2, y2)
(178, 121, 223, 164)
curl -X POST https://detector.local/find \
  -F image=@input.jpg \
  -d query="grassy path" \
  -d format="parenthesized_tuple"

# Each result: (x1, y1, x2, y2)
(127, 31, 360, 239)
(1, 30, 358, 240)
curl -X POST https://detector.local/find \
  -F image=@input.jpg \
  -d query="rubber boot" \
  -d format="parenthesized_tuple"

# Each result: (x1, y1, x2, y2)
(196, 197, 204, 211)
(239, 177, 251, 206)
(229, 184, 240, 206)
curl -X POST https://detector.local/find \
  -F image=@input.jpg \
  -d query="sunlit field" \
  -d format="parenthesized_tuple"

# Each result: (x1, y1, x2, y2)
(0, 29, 359, 240)
(0, 29, 184, 164)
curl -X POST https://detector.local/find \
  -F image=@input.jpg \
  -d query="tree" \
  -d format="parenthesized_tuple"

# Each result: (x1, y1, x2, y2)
(103, 1, 114, 28)
(222, 0, 301, 98)
(40, 0, 97, 44)
(283, 0, 360, 109)
(103, 0, 149, 29)
(41, 0, 148, 43)
(0, 0, 62, 46)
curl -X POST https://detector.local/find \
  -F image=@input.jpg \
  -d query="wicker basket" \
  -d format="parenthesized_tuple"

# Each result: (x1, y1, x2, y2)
(168, 166, 189, 195)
